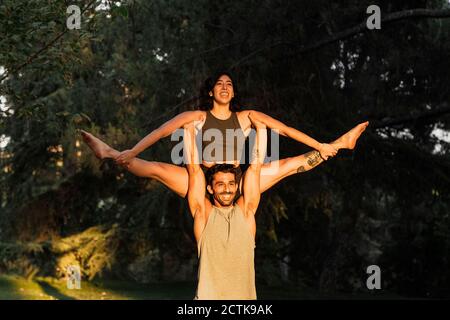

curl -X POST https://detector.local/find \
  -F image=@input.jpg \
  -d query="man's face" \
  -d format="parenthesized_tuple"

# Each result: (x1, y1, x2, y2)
(207, 172, 238, 207)
(210, 74, 234, 105)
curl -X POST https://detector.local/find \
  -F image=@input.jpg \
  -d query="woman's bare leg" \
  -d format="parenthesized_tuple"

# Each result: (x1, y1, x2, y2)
(259, 121, 369, 192)
(128, 159, 188, 197)
(81, 130, 189, 197)
(259, 151, 324, 192)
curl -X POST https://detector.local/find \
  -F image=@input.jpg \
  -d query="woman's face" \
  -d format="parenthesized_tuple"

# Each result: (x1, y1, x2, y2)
(210, 74, 234, 105)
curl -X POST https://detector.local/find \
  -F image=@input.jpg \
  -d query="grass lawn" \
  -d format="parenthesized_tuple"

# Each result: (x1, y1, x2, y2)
(0, 274, 404, 300)
(0, 274, 196, 300)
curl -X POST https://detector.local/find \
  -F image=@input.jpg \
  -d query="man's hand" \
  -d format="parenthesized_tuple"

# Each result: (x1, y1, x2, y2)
(115, 149, 137, 166)
(319, 143, 337, 160)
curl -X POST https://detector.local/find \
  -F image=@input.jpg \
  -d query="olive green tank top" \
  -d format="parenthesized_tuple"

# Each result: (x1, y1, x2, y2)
(195, 204, 256, 300)
(201, 111, 246, 163)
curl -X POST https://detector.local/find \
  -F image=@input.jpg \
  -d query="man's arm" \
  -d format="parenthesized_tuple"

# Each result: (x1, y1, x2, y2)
(184, 120, 207, 218)
(184, 120, 211, 242)
(238, 113, 267, 216)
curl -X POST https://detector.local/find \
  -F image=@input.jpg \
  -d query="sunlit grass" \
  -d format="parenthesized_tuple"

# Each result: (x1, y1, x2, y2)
(0, 274, 406, 300)
(0, 275, 56, 300)
(0, 274, 196, 300)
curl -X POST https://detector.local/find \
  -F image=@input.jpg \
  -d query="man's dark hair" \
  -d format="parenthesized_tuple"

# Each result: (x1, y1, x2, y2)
(198, 70, 242, 112)
(205, 164, 242, 187)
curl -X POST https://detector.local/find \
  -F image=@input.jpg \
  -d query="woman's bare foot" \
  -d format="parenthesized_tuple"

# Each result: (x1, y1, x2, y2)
(331, 121, 369, 150)
(80, 130, 118, 159)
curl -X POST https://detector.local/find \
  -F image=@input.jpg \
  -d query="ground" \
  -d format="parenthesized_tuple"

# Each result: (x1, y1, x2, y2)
(0, 274, 405, 300)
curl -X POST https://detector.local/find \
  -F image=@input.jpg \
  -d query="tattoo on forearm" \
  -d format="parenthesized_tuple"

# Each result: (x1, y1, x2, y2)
(297, 166, 306, 173)
(296, 151, 323, 173)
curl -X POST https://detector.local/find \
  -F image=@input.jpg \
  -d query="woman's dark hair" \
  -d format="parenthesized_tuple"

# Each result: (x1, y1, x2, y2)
(198, 71, 242, 112)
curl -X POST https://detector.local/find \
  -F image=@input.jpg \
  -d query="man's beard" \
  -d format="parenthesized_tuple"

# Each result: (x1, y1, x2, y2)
(214, 192, 235, 206)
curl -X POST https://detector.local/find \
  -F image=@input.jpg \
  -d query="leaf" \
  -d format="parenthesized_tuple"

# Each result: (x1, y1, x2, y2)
(80, 112, 92, 123)
(114, 6, 128, 18)
(56, 111, 70, 117)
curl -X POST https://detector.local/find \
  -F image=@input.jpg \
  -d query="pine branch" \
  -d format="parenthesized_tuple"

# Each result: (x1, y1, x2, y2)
(230, 8, 450, 69)
(371, 103, 450, 129)
(0, 0, 98, 83)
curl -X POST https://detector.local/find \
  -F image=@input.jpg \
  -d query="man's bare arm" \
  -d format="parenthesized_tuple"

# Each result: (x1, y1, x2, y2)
(184, 120, 212, 242)
(184, 120, 207, 219)
(239, 113, 267, 216)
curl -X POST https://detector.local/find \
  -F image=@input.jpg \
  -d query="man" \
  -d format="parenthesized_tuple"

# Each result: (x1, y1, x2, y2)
(184, 112, 266, 299)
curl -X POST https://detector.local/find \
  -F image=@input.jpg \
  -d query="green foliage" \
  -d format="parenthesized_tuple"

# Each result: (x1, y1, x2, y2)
(0, 224, 123, 281)
(0, 0, 449, 297)
(51, 224, 122, 281)
(0, 242, 43, 279)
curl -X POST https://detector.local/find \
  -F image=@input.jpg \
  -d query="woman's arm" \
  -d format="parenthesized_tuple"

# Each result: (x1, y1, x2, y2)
(116, 110, 204, 164)
(249, 110, 337, 159)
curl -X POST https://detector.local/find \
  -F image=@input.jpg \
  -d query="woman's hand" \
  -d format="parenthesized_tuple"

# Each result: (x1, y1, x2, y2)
(319, 143, 337, 160)
(115, 149, 137, 166)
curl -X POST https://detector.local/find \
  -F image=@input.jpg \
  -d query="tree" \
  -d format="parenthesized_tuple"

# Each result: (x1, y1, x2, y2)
(1, 0, 449, 297)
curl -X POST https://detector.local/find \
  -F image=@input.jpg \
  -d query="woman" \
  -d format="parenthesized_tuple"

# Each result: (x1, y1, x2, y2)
(81, 71, 368, 197)
(115, 71, 337, 165)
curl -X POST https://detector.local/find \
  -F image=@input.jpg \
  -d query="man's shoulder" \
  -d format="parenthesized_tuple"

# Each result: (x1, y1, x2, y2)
(234, 199, 244, 212)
